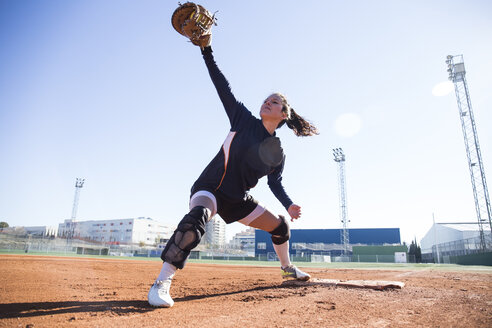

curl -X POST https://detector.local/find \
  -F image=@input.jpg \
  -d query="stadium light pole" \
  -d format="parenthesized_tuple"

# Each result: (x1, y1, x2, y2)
(333, 148, 350, 257)
(446, 54, 491, 251)
(68, 178, 85, 241)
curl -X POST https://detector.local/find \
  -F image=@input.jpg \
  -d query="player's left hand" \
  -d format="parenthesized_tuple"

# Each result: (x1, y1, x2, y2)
(288, 204, 302, 221)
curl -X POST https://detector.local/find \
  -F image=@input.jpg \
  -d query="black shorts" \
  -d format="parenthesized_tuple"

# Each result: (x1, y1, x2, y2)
(190, 189, 259, 224)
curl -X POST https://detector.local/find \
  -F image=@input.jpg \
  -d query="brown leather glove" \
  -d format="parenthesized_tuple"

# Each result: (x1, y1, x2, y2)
(171, 2, 216, 49)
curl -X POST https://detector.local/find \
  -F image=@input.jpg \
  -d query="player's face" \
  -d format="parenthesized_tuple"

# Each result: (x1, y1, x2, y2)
(260, 94, 286, 122)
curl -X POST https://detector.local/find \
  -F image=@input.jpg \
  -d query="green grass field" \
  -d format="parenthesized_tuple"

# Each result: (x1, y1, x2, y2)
(2, 250, 491, 272)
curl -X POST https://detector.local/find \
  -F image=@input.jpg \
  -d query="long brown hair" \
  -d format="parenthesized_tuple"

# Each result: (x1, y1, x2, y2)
(273, 93, 319, 137)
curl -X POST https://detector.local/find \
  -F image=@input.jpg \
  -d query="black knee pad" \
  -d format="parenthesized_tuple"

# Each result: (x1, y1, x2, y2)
(269, 215, 290, 245)
(161, 206, 209, 269)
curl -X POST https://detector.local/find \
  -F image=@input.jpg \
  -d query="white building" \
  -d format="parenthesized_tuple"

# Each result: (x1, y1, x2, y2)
(1, 225, 58, 237)
(204, 217, 226, 247)
(25, 225, 58, 237)
(58, 217, 174, 246)
(421, 222, 491, 260)
(229, 227, 255, 250)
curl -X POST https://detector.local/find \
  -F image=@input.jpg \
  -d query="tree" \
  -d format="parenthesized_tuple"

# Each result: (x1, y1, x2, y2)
(415, 241, 422, 263)
(408, 238, 422, 263)
(0, 222, 8, 228)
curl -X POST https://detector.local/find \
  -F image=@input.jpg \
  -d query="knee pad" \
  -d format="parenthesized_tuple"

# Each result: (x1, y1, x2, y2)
(161, 206, 209, 269)
(269, 215, 290, 245)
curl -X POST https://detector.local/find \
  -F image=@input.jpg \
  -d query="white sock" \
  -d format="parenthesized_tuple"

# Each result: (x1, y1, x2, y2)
(273, 241, 292, 268)
(156, 262, 176, 281)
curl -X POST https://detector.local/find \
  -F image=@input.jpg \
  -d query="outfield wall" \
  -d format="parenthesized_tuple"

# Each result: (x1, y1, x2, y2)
(448, 252, 492, 266)
(352, 245, 408, 255)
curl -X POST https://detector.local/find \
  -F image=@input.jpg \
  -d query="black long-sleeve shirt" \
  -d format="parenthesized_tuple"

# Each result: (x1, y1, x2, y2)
(191, 46, 293, 210)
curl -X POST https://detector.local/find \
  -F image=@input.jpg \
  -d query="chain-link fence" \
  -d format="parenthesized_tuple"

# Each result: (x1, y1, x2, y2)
(429, 233, 492, 264)
(0, 233, 106, 255)
(1, 233, 416, 263)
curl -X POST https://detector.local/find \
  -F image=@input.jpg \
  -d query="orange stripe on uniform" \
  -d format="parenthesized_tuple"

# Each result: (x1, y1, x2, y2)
(215, 131, 236, 190)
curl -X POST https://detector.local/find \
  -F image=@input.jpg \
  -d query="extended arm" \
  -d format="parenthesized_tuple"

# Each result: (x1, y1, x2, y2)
(267, 159, 294, 211)
(201, 46, 245, 127)
(268, 158, 302, 220)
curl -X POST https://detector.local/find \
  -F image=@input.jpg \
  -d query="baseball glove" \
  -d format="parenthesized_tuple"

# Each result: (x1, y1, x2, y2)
(171, 2, 216, 49)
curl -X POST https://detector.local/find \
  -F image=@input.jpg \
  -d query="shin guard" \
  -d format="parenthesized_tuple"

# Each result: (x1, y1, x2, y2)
(161, 206, 209, 269)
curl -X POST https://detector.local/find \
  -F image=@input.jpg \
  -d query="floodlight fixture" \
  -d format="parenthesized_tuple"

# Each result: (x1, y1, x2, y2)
(333, 148, 345, 162)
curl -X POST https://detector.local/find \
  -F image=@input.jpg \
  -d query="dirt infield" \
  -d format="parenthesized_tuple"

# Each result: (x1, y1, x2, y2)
(1, 255, 491, 327)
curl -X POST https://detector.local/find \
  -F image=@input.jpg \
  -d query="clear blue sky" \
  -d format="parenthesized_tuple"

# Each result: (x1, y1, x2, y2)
(1, 0, 491, 244)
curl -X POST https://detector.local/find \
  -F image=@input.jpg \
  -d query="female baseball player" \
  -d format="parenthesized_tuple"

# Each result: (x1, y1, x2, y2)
(148, 45, 318, 307)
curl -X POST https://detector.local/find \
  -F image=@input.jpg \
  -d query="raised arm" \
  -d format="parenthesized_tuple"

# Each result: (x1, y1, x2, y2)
(201, 46, 245, 127)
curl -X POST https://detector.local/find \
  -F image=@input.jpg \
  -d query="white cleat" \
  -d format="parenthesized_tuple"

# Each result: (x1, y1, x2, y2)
(281, 265, 311, 281)
(148, 279, 174, 307)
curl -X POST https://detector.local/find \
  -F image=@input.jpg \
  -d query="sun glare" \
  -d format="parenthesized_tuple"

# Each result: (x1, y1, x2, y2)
(432, 81, 454, 97)
(334, 113, 362, 138)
